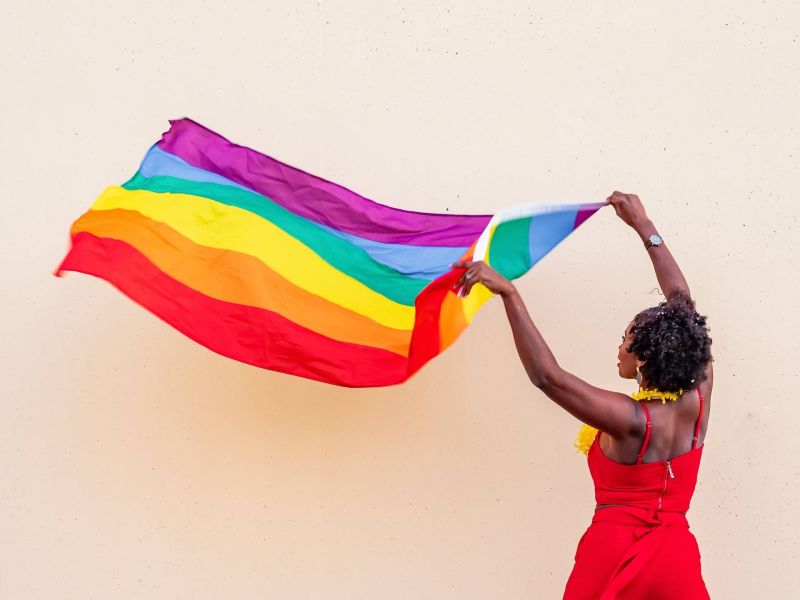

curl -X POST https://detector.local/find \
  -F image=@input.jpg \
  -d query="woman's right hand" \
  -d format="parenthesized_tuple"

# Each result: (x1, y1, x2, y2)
(606, 191, 650, 229)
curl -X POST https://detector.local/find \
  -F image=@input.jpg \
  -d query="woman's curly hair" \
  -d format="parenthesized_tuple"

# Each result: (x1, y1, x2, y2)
(628, 290, 713, 393)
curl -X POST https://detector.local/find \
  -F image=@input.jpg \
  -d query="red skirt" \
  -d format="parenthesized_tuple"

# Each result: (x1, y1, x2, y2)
(563, 506, 709, 599)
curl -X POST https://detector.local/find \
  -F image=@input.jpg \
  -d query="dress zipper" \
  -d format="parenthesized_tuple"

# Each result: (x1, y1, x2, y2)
(658, 460, 674, 511)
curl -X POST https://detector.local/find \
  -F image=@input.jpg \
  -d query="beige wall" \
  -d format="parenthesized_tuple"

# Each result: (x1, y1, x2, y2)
(2, 1, 798, 597)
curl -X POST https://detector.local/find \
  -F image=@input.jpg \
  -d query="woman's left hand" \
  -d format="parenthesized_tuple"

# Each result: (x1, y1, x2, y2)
(452, 260, 516, 297)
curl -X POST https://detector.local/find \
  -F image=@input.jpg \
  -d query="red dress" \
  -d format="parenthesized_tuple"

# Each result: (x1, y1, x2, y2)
(563, 390, 710, 599)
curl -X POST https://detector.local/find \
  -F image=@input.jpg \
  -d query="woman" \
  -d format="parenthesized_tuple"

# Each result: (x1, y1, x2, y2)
(454, 191, 713, 599)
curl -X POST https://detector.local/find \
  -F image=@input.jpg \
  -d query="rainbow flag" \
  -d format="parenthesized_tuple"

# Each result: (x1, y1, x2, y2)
(55, 118, 603, 387)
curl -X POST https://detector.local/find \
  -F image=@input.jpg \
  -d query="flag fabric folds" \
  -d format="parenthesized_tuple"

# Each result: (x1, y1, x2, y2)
(55, 118, 603, 387)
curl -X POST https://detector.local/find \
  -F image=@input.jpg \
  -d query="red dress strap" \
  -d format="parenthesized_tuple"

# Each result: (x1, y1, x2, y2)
(635, 404, 652, 464)
(692, 388, 704, 449)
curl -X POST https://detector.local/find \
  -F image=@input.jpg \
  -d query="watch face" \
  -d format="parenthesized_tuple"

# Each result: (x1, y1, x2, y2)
(649, 234, 663, 245)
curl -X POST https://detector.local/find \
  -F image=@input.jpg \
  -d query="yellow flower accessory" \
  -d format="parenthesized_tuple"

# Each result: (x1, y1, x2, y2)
(629, 387, 684, 404)
(574, 423, 599, 455)
(574, 387, 686, 455)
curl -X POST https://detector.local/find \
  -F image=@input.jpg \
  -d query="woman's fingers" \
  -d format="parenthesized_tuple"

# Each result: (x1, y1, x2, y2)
(461, 270, 476, 293)
(452, 260, 498, 297)
(455, 267, 478, 296)
(608, 191, 625, 203)
(452, 261, 476, 285)
(463, 271, 479, 296)
(452, 261, 469, 289)
(455, 270, 472, 291)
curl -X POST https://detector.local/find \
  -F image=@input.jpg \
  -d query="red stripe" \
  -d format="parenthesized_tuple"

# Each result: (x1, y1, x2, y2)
(406, 245, 475, 377)
(56, 231, 410, 387)
(407, 269, 462, 376)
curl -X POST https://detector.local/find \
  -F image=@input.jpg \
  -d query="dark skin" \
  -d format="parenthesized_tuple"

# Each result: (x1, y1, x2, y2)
(453, 191, 713, 467)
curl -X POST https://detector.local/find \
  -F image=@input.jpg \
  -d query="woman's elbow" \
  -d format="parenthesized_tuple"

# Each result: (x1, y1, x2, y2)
(529, 368, 560, 390)
(528, 365, 564, 394)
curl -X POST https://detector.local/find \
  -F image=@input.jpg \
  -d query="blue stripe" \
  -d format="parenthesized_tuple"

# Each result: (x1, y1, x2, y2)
(528, 209, 579, 265)
(140, 145, 252, 191)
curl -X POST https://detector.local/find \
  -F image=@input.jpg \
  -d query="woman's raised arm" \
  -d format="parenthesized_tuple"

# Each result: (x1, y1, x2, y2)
(607, 192, 713, 394)
(453, 260, 640, 437)
(606, 191, 691, 299)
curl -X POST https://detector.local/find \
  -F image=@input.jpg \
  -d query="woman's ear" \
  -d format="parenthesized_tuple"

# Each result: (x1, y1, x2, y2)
(635, 360, 645, 385)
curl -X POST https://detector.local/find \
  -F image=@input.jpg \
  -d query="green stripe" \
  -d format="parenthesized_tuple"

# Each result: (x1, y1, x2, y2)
(122, 173, 428, 306)
(488, 217, 532, 279)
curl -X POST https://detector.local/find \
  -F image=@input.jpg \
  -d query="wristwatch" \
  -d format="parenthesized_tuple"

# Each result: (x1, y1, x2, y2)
(645, 233, 663, 249)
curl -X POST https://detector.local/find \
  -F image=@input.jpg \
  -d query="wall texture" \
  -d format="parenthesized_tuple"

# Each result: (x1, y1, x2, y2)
(2, 1, 798, 597)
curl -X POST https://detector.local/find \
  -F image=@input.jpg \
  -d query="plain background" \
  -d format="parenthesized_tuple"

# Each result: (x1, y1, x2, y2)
(2, 1, 798, 598)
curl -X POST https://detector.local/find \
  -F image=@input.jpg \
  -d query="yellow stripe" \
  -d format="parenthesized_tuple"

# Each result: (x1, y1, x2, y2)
(461, 227, 495, 321)
(484, 225, 497, 267)
(91, 186, 416, 330)
(461, 284, 493, 321)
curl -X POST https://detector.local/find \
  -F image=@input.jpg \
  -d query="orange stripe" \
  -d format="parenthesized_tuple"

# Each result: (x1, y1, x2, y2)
(438, 241, 474, 350)
(71, 209, 412, 356)
(438, 287, 469, 351)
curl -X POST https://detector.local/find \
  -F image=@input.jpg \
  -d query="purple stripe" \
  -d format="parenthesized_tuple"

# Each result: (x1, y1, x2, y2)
(156, 118, 492, 247)
(574, 204, 603, 229)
